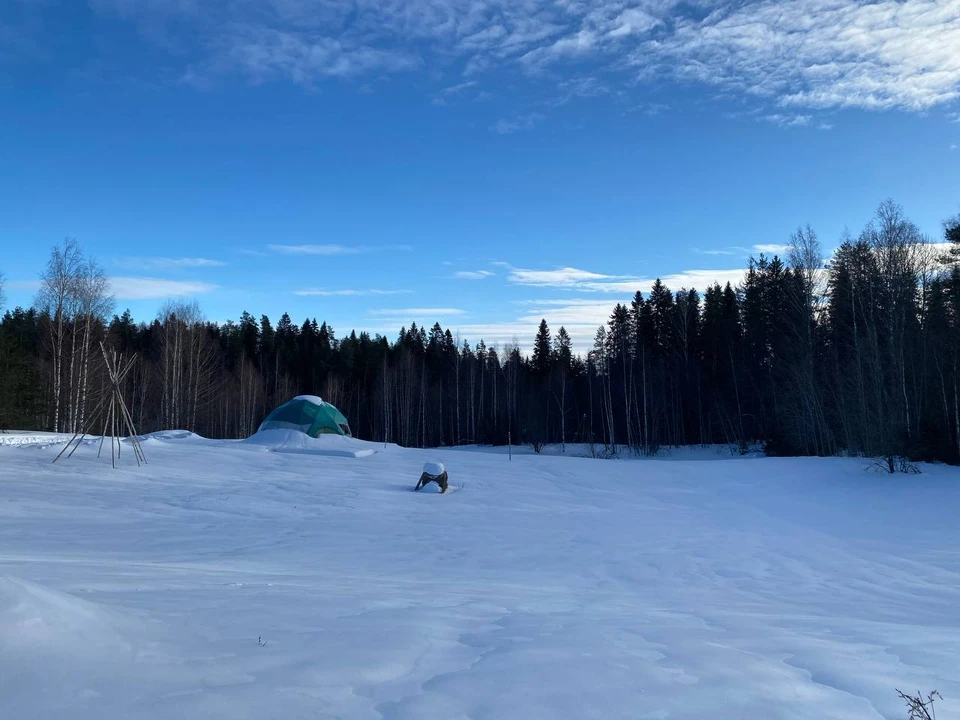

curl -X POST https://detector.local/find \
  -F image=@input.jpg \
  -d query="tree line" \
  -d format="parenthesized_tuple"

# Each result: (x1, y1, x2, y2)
(1, 200, 959, 467)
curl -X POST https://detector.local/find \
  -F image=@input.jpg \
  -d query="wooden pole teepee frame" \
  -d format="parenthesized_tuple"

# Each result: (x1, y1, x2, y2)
(53, 342, 147, 468)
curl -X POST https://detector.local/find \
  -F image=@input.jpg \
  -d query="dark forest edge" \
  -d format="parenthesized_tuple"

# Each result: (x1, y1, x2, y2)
(2, 199, 960, 469)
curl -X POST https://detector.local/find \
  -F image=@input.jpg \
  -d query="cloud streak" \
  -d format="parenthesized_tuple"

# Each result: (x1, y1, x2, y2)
(452, 270, 495, 280)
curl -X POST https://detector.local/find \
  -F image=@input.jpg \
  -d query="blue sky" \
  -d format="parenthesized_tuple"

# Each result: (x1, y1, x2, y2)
(2, 0, 959, 350)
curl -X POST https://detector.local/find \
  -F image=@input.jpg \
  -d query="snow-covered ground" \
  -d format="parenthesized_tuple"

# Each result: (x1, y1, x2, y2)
(1, 433, 958, 720)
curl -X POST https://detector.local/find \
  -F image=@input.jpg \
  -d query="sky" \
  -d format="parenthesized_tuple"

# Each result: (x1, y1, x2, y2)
(1, 0, 959, 351)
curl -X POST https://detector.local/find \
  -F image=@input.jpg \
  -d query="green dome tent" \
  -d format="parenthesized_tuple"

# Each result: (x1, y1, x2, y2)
(258, 395, 352, 437)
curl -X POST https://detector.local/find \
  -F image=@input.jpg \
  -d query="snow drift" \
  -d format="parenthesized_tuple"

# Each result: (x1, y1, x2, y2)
(244, 427, 379, 458)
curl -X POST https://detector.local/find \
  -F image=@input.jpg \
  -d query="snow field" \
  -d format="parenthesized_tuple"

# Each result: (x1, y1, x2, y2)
(1, 433, 959, 719)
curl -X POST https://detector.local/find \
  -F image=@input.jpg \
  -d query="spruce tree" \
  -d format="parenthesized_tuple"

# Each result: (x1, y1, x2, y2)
(532, 319, 552, 377)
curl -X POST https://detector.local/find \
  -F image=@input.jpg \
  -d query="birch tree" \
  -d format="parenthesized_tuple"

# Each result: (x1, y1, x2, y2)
(36, 238, 83, 432)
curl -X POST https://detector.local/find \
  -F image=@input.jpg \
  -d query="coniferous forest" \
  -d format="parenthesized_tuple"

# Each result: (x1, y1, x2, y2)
(2, 200, 959, 467)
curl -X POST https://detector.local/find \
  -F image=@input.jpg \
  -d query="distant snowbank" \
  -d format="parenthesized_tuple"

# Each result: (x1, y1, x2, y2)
(0, 431, 72, 448)
(0, 429, 216, 449)
(244, 428, 383, 458)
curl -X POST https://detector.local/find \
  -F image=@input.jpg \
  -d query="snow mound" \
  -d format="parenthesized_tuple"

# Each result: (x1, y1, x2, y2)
(244, 428, 378, 458)
(142, 430, 206, 442)
(292, 394, 324, 405)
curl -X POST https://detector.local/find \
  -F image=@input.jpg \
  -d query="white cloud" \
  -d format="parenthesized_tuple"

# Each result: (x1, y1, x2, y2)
(506, 266, 614, 287)
(293, 288, 409, 296)
(651, 0, 960, 112)
(116, 256, 226, 269)
(505, 263, 747, 294)
(753, 244, 791, 255)
(656, 269, 747, 292)
(92, 0, 960, 115)
(761, 114, 812, 128)
(109, 277, 217, 300)
(453, 270, 494, 280)
(520, 29, 598, 72)
(608, 8, 661, 38)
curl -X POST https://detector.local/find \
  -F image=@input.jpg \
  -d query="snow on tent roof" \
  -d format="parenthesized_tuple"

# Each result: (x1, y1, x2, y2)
(257, 396, 351, 438)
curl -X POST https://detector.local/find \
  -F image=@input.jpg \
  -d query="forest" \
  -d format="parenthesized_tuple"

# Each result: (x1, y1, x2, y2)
(1, 199, 959, 467)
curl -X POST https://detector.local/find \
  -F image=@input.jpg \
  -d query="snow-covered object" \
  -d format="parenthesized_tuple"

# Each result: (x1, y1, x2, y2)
(245, 428, 376, 458)
(291, 394, 324, 406)
(422, 461, 445, 477)
(1, 436, 959, 719)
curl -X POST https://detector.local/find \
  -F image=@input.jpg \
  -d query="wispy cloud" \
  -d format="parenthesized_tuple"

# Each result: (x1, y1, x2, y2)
(453, 270, 495, 280)
(432, 79, 479, 105)
(492, 112, 545, 135)
(109, 277, 217, 300)
(761, 114, 812, 128)
(647, 0, 960, 112)
(115, 256, 226, 270)
(92, 0, 960, 117)
(294, 288, 410, 297)
(695, 248, 739, 256)
(186, 26, 421, 88)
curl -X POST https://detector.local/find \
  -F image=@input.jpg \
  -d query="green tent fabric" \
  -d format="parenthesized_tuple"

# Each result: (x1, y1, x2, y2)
(258, 396, 352, 437)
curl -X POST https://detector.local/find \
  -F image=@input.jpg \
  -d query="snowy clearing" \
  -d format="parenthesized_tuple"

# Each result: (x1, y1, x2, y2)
(1, 433, 958, 720)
